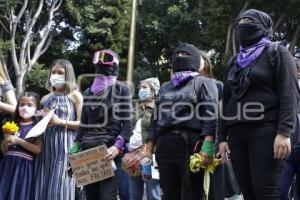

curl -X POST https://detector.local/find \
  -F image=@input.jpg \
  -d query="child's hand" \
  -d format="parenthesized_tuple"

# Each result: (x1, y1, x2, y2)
(49, 114, 62, 126)
(7, 135, 21, 145)
(43, 108, 50, 113)
(1, 139, 9, 153)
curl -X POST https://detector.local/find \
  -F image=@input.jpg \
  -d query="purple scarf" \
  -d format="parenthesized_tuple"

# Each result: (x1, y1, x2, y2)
(171, 71, 199, 86)
(237, 37, 271, 68)
(91, 76, 117, 95)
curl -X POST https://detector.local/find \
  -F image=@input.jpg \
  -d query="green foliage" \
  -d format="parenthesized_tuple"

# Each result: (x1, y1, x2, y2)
(0, 40, 11, 55)
(60, 0, 131, 80)
(135, 0, 204, 83)
(26, 63, 49, 96)
(10, 0, 300, 93)
(135, 0, 300, 82)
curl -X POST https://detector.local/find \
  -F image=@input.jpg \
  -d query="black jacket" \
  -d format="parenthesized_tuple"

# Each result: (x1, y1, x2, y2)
(219, 45, 298, 142)
(75, 81, 132, 150)
(147, 76, 218, 141)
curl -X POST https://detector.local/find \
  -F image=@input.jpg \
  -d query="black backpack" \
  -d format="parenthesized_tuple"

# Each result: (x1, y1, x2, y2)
(268, 42, 300, 146)
(267, 42, 300, 113)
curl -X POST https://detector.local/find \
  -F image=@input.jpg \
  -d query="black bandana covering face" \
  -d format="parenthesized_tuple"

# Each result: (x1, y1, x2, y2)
(172, 43, 201, 73)
(94, 50, 120, 76)
(95, 63, 119, 76)
(236, 9, 273, 47)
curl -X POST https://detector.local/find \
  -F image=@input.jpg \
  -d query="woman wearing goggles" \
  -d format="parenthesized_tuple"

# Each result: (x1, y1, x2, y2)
(92, 50, 120, 66)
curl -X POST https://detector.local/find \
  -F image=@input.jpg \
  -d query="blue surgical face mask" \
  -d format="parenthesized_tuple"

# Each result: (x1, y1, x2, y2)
(138, 88, 151, 101)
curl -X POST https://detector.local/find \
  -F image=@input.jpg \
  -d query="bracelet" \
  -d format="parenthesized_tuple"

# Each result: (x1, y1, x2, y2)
(63, 119, 68, 130)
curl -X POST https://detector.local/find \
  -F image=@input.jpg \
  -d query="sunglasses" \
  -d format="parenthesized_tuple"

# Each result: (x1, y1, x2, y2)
(92, 50, 119, 65)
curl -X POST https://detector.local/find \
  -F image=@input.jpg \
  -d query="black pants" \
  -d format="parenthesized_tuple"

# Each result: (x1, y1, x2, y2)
(85, 157, 121, 200)
(156, 133, 204, 200)
(228, 122, 284, 200)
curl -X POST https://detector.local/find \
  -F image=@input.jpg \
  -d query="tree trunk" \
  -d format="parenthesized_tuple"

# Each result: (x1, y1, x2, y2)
(288, 24, 300, 53)
(274, 14, 285, 32)
(225, 22, 233, 55)
(0, 57, 9, 80)
(15, 68, 26, 95)
(232, 29, 237, 55)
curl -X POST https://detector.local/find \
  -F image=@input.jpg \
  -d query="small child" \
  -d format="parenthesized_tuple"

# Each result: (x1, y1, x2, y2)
(0, 92, 42, 200)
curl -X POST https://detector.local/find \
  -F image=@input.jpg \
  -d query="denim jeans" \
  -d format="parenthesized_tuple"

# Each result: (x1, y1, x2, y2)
(280, 147, 300, 200)
(118, 169, 130, 200)
(129, 175, 161, 200)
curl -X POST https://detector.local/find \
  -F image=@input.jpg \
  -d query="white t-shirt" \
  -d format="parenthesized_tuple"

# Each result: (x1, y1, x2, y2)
(129, 118, 143, 151)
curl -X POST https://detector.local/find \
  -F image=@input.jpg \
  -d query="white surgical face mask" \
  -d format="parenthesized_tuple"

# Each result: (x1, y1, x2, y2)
(19, 106, 36, 119)
(50, 74, 65, 89)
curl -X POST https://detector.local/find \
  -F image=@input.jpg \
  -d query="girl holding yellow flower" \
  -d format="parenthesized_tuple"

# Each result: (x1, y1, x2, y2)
(0, 92, 42, 200)
(0, 62, 17, 160)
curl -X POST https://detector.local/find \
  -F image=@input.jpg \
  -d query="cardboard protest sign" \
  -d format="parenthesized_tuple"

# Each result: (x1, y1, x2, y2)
(69, 144, 114, 186)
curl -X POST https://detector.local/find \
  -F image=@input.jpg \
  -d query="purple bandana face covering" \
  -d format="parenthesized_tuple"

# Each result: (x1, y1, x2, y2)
(237, 37, 271, 68)
(91, 75, 117, 95)
(171, 71, 199, 86)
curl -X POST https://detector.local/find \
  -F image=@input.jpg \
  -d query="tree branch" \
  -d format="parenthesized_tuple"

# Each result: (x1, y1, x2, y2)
(0, 20, 9, 33)
(232, 29, 237, 55)
(16, 0, 28, 23)
(288, 24, 300, 53)
(31, 0, 62, 64)
(27, 39, 32, 71)
(274, 14, 285, 32)
(39, 35, 53, 57)
(232, 0, 250, 55)
(9, 8, 20, 75)
(239, 0, 250, 16)
(225, 22, 233, 55)
(54, 0, 63, 12)
(19, 0, 44, 68)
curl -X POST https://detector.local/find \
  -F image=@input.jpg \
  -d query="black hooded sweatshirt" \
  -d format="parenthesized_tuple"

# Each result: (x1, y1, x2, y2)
(219, 10, 298, 142)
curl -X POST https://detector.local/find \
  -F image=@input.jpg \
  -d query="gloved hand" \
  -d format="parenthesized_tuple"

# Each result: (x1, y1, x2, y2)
(201, 141, 215, 158)
(69, 143, 80, 155)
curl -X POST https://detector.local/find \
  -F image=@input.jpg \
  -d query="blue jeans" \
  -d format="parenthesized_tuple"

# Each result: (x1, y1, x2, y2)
(129, 176, 161, 200)
(118, 169, 130, 200)
(280, 147, 300, 200)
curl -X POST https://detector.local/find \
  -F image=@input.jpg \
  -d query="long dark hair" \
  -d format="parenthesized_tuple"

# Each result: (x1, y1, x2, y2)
(198, 50, 214, 78)
(13, 92, 41, 124)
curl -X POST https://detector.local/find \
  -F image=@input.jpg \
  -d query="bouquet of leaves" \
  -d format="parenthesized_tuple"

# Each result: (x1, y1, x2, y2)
(190, 153, 221, 200)
(122, 145, 146, 176)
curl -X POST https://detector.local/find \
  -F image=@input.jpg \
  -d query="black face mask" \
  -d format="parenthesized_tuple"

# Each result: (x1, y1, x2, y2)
(236, 22, 265, 47)
(95, 63, 119, 76)
(172, 43, 200, 72)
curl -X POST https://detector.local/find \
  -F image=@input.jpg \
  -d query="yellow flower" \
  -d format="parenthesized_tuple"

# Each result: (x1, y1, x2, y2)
(2, 121, 19, 135)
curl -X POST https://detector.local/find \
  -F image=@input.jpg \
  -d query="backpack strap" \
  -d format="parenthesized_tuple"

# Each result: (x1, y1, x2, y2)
(226, 55, 237, 69)
(267, 42, 280, 67)
(194, 75, 205, 100)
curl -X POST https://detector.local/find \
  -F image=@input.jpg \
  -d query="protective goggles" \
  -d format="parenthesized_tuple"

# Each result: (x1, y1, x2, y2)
(92, 50, 119, 65)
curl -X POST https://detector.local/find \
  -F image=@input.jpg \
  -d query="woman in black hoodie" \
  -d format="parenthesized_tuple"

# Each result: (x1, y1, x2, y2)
(145, 43, 218, 200)
(218, 9, 298, 199)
